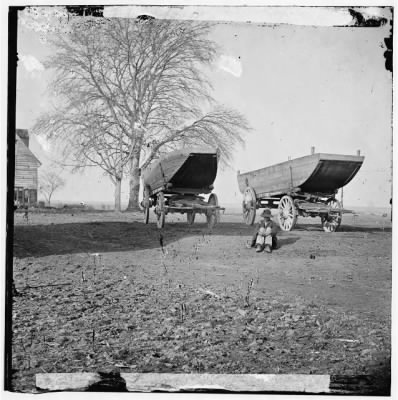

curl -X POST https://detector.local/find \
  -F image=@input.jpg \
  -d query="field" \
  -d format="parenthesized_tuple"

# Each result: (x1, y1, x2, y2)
(11, 207, 392, 393)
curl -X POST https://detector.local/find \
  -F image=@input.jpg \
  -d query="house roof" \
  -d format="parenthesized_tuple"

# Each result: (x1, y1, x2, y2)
(15, 133, 42, 166)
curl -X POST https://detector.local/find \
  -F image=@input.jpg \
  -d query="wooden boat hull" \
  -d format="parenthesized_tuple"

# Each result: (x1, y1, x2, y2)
(237, 153, 364, 197)
(142, 149, 218, 194)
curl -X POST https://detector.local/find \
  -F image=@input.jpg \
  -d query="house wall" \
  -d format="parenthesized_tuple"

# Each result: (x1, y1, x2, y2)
(15, 139, 39, 190)
(14, 134, 40, 206)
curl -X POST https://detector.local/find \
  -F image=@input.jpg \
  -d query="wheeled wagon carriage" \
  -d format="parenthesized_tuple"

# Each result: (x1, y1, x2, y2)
(237, 152, 364, 232)
(141, 148, 225, 229)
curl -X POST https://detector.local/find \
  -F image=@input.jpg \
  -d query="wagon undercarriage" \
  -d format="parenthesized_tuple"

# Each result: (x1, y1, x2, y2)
(143, 190, 224, 229)
(242, 188, 348, 232)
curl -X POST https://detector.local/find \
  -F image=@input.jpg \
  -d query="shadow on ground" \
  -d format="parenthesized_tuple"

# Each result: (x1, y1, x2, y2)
(294, 223, 391, 233)
(13, 220, 391, 259)
(13, 221, 256, 258)
(277, 237, 300, 248)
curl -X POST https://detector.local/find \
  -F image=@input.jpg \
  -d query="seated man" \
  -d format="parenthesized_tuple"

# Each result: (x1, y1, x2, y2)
(248, 208, 278, 253)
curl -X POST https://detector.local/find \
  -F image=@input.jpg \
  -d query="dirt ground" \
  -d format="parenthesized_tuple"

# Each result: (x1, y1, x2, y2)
(11, 208, 392, 393)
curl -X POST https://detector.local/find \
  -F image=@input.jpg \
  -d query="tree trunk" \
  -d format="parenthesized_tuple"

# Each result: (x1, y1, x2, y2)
(126, 153, 141, 211)
(114, 177, 122, 212)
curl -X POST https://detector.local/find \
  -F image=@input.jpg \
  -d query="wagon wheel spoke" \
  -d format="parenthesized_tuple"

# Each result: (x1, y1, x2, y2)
(322, 199, 342, 232)
(187, 212, 195, 225)
(278, 195, 297, 232)
(143, 187, 150, 224)
(156, 192, 166, 229)
(207, 193, 220, 229)
(242, 187, 256, 225)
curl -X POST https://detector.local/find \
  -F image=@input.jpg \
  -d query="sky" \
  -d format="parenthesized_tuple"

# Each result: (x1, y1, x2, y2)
(14, 5, 393, 209)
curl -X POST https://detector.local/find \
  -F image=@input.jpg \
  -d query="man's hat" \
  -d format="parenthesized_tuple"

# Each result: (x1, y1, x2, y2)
(261, 208, 272, 217)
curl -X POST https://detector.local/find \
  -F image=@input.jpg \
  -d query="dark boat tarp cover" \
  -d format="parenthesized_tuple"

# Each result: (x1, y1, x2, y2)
(300, 155, 364, 194)
(142, 147, 219, 193)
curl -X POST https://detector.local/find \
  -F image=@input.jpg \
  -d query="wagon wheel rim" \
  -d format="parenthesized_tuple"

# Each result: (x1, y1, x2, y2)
(156, 192, 166, 229)
(242, 187, 256, 225)
(187, 212, 195, 225)
(144, 205, 150, 224)
(143, 187, 150, 224)
(207, 193, 220, 228)
(322, 199, 342, 232)
(278, 195, 297, 231)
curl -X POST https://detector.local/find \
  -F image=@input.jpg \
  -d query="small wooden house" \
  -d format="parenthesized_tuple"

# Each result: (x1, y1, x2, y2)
(14, 129, 41, 207)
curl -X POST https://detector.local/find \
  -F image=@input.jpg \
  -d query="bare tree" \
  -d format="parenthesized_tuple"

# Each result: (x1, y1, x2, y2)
(34, 17, 250, 210)
(39, 171, 65, 206)
(36, 103, 132, 211)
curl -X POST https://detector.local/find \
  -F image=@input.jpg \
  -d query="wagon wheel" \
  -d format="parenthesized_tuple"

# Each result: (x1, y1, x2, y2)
(322, 199, 342, 232)
(155, 192, 166, 229)
(242, 187, 257, 225)
(187, 212, 196, 225)
(207, 193, 220, 229)
(143, 186, 150, 224)
(278, 195, 298, 231)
